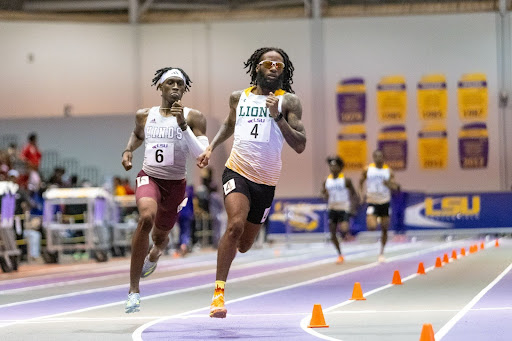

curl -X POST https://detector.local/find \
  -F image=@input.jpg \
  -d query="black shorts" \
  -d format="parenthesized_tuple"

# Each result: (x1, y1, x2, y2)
(366, 202, 390, 217)
(222, 167, 275, 224)
(328, 210, 349, 225)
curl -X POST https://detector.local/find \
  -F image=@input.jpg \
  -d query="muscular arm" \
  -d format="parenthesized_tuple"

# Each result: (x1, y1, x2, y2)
(359, 167, 368, 198)
(321, 180, 328, 201)
(197, 91, 239, 168)
(210, 91, 239, 151)
(346, 178, 357, 197)
(384, 169, 399, 192)
(121, 109, 148, 171)
(278, 93, 306, 154)
(187, 109, 207, 137)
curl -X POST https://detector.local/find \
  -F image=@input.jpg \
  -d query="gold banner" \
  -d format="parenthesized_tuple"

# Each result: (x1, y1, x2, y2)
(457, 73, 488, 121)
(417, 74, 448, 121)
(377, 75, 407, 123)
(337, 125, 367, 171)
(418, 123, 448, 169)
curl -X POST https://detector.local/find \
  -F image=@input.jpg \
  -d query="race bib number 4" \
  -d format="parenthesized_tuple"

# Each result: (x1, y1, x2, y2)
(239, 118, 272, 143)
(146, 142, 174, 166)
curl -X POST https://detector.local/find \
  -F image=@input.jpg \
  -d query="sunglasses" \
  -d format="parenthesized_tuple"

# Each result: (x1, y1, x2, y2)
(258, 60, 285, 70)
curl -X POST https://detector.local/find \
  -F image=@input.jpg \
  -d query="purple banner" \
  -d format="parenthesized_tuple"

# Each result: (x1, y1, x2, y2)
(336, 78, 366, 123)
(378, 125, 407, 171)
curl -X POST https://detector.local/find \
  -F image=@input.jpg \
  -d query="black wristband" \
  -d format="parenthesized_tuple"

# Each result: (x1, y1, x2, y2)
(122, 149, 131, 157)
(274, 112, 284, 122)
(179, 122, 188, 131)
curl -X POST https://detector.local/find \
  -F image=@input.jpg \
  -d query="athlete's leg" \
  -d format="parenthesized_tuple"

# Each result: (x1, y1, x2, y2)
(329, 221, 341, 255)
(129, 197, 157, 294)
(237, 221, 263, 253)
(380, 216, 390, 255)
(216, 192, 250, 281)
(366, 214, 378, 230)
(149, 226, 170, 262)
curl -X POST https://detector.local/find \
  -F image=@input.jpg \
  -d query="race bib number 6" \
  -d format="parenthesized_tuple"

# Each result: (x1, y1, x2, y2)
(146, 142, 174, 166)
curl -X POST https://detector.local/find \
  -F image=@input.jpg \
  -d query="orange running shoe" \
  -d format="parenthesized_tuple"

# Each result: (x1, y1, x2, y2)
(209, 286, 227, 318)
(336, 255, 344, 264)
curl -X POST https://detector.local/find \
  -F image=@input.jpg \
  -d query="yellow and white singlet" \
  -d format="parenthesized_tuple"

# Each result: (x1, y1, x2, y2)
(365, 163, 391, 204)
(225, 87, 285, 186)
(325, 173, 350, 211)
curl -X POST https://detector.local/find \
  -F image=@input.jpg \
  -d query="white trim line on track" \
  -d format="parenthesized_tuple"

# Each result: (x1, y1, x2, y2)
(0, 243, 406, 329)
(435, 261, 512, 340)
(299, 239, 500, 341)
(131, 240, 465, 341)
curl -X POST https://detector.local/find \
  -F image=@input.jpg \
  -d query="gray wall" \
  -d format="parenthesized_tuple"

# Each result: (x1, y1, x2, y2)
(1, 12, 510, 195)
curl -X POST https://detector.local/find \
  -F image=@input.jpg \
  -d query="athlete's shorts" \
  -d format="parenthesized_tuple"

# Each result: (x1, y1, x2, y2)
(366, 202, 390, 217)
(135, 170, 186, 231)
(222, 167, 275, 225)
(328, 209, 349, 224)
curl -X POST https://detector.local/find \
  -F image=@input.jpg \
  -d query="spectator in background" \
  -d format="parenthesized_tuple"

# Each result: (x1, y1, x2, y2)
(122, 178, 135, 195)
(113, 176, 127, 196)
(48, 167, 65, 188)
(20, 133, 42, 170)
(175, 185, 195, 257)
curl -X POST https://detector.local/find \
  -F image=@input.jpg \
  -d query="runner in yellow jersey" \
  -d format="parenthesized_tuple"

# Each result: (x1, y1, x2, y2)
(359, 150, 398, 262)
(198, 47, 306, 318)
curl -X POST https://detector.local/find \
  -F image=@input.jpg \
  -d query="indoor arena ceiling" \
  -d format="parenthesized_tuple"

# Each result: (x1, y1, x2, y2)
(0, 0, 504, 22)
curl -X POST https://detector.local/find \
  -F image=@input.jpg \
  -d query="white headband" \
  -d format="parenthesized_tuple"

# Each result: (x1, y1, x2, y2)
(158, 69, 186, 86)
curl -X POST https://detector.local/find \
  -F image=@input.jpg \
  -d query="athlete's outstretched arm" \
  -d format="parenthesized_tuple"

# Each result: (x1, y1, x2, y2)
(273, 93, 306, 154)
(122, 109, 149, 171)
(359, 167, 368, 203)
(197, 91, 240, 168)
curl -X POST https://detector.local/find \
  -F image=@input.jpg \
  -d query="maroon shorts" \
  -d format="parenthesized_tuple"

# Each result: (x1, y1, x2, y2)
(135, 170, 186, 231)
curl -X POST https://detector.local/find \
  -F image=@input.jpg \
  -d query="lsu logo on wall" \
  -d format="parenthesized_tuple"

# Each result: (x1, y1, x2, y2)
(270, 201, 324, 232)
(424, 196, 480, 217)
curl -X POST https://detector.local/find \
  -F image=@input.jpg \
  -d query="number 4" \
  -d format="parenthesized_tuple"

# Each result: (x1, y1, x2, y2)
(251, 124, 259, 138)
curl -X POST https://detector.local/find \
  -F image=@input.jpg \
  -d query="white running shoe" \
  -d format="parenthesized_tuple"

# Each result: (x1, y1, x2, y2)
(141, 255, 158, 278)
(378, 255, 386, 263)
(125, 293, 140, 313)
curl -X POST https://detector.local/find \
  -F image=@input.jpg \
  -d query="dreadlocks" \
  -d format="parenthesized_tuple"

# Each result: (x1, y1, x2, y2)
(244, 47, 295, 93)
(151, 67, 192, 92)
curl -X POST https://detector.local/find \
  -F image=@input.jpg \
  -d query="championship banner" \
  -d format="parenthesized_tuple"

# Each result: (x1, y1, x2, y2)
(336, 77, 366, 123)
(376, 75, 407, 123)
(377, 125, 407, 171)
(457, 73, 488, 121)
(337, 124, 367, 170)
(267, 198, 327, 234)
(458, 123, 489, 169)
(417, 123, 448, 169)
(404, 192, 512, 230)
(417, 74, 448, 121)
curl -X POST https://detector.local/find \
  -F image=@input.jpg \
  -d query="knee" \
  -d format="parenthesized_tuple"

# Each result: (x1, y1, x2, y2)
(138, 211, 156, 232)
(226, 219, 244, 241)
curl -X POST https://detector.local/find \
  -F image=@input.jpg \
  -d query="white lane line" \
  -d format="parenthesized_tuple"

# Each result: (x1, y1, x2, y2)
(0, 248, 346, 307)
(0, 243, 400, 329)
(300, 239, 501, 341)
(435, 261, 512, 340)
(132, 241, 459, 341)
(4, 306, 512, 325)
(0, 249, 327, 295)
(0, 244, 377, 293)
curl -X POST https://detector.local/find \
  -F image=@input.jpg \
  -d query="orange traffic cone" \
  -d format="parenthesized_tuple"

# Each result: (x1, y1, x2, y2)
(480, 242, 485, 250)
(443, 253, 449, 264)
(469, 245, 475, 254)
(417, 262, 426, 275)
(451, 250, 457, 260)
(435, 257, 442, 268)
(391, 270, 403, 285)
(495, 239, 500, 247)
(461, 247, 466, 256)
(419, 323, 436, 341)
(350, 282, 366, 300)
(307, 304, 329, 328)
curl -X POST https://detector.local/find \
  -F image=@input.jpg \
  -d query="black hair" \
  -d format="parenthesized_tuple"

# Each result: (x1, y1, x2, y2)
(28, 133, 37, 142)
(327, 156, 344, 168)
(244, 47, 295, 93)
(151, 67, 192, 92)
